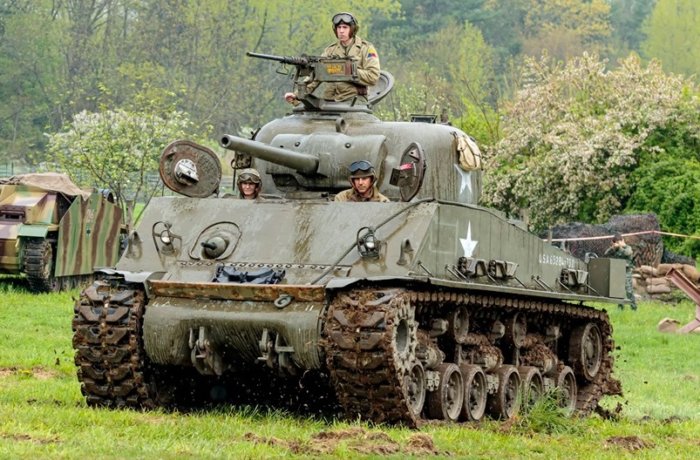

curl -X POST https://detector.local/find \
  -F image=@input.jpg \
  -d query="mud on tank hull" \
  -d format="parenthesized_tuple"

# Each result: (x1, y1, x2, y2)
(72, 198, 624, 426)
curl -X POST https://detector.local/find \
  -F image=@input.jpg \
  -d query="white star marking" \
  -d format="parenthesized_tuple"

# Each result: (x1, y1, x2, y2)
(454, 164, 473, 196)
(460, 222, 478, 257)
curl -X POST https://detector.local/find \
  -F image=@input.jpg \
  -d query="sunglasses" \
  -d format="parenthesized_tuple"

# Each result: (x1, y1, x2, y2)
(332, 13, 354, 26)
(349, 160, 373, 173)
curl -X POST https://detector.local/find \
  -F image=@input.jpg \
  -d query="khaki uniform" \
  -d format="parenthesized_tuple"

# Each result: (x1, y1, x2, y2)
(334, 186, 389, 202)
(308, 36, 380, 102)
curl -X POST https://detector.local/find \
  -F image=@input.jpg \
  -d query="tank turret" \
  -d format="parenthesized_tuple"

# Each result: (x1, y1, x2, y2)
(72, 50, 625, 427)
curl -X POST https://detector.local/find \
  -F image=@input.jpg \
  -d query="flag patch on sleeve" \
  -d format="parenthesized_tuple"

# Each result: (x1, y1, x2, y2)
(367, 47, 378, 59)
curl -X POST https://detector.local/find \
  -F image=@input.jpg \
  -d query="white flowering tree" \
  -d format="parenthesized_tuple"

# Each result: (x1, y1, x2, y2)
(482, 53, 700, 234)
(46, 109, 195, 227)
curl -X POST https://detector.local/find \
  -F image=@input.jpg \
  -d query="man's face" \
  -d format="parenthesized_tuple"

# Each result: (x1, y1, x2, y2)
(336, 24, 352, 44)
(240, 182, 258, 199)
(351, 176, 373, 197)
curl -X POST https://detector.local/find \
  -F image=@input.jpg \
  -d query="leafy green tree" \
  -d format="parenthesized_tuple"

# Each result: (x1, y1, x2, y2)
(0, 1, 63, 162)
(483, 53, 700, 239)
(46, 109, 196, 227)
(642, 0, 700, 77)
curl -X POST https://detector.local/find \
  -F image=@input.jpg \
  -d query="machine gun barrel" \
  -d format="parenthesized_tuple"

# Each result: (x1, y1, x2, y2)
(246, 51, 310, 66)
(220, 135, 319, 174)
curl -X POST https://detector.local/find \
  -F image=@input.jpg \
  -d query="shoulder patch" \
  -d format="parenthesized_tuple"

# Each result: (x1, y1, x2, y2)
(367, 46, 378, 59)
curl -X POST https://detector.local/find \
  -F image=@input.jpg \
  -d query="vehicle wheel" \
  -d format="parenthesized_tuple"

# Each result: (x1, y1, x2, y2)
(487, 365, 521, 419)
(24, 238, 59, 293)
(426, 363, 464, 421)
(459, 364, 487, 421)
(404, 362, 427, 417)
(518, 366, 543, 409)
(569, 323, 603, 382)
(554, 366, 577, 415)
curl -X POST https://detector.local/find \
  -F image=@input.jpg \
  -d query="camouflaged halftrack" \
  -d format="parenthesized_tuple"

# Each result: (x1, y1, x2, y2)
(0, 173, 125, 292)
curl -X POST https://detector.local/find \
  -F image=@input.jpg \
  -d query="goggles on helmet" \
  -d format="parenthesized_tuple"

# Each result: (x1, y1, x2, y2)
(238, 172, 261, 184)
(332, 13, 355, 26)
(349, 160, 373, 173)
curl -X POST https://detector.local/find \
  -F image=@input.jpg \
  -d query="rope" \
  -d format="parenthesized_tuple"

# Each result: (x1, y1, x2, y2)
(547, 230, 700, 243)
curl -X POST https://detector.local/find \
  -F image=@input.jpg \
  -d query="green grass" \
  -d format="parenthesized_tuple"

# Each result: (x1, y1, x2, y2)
(1, 279, 699, 459)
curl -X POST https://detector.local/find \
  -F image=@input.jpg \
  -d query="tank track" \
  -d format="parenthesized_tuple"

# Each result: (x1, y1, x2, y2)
(72, 280, 160, 408)
(323, 287, 620, 427)
(24, 239, 58, 293)
(24, 238, 93, 292)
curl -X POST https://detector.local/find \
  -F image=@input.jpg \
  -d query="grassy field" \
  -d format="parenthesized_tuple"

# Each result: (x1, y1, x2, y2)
(1, 277, 699, 459)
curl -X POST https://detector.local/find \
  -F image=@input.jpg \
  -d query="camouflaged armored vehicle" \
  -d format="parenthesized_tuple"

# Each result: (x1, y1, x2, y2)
(72, 55, 625, 426)
(0, 173, 125, 293)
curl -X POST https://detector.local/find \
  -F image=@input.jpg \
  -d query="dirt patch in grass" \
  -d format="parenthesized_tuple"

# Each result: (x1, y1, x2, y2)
(244, 427, 441, 456)
(605, 435, 655, 451)
(1, 433, 60, 445)
(0, 366, 58, 379)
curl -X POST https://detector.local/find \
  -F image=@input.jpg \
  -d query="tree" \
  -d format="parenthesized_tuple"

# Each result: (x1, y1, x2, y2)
(642, 0, 700, 77)
(608, 0, 656, 58)
(46, 109, 196, 227)
(482, 53, 700, 236)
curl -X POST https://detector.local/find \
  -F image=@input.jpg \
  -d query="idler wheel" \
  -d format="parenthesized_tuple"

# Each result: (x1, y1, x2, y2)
(487, 365, 521, 419)
(517, 366, 544, 409)
(554, 366, 578, 414)
(426, 363, 464, 421)
(569, 322, 603, 382)
(391, 299, 418, 374)
(404, 362, 427, 417)
(459, 364, 487, 422)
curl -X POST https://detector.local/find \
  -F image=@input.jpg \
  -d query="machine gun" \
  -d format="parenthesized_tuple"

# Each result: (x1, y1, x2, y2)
(247, 51, 357, 107)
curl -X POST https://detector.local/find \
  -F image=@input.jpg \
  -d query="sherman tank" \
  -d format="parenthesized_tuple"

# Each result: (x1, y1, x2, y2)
(72, 55, 624, 426)
(0, 173, 125, 292)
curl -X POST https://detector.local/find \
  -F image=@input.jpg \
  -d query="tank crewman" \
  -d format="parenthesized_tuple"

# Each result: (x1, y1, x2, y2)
(335, 160, 390, 202)
(284, 12, 380, 104)
(237, 168, 264, 200)
(604, 233, 637, 311)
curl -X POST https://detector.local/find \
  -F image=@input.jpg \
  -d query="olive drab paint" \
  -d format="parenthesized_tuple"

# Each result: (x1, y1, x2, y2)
(72, 61, 625, 426)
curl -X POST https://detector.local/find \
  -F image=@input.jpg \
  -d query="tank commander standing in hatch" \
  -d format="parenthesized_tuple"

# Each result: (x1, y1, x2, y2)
(284, 12, 380, 104)
(335, 160, 390, 202)
(604, 233, 637, 311)
(237, 168, 264, 200)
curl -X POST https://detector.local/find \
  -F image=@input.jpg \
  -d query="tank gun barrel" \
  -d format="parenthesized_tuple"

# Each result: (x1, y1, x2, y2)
(220, 135, 319, 174)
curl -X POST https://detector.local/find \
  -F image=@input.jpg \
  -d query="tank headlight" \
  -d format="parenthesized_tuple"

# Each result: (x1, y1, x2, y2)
(357, 227, 381, 259)
(160, 229, 173, 245)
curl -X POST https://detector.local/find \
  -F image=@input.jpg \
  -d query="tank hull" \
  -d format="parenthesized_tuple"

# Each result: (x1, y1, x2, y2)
(73, 197, 624, 425)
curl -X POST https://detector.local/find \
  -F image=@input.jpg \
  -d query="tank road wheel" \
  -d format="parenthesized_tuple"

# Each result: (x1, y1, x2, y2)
(404, 362, 427, 417)
(569, 323, 603, 382)
(554, 366, 578, 415)
(459, 364, 487, 422)
(487, 365, 521, 419)
(72, 280, 157, 408)
(517, 366, 544, 410)
(426, 363, 464, 421)
(24, 239, 60, 293)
